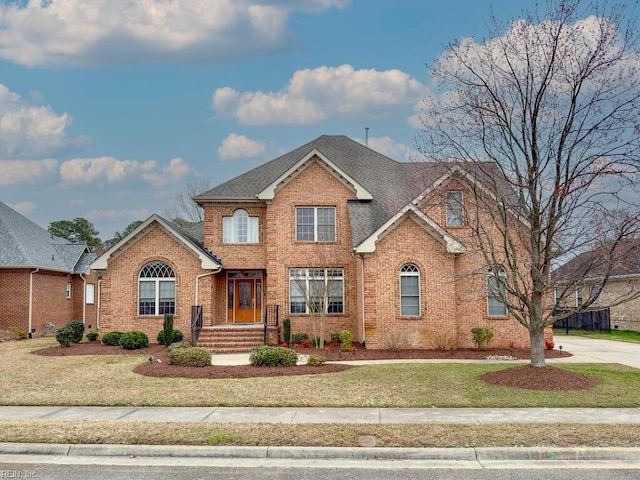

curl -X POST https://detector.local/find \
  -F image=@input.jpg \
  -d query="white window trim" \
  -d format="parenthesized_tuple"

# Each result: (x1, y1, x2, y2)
(575, 287, 583, 307)
(487, 267, 508, 317)
(295, 206, 336, 242)
(399, 264, 421, 317)
(223, 209, 259, 244)
(289, 267, 344, 315)
(138, 262, 176, 316)
(65, 282, 72, 299)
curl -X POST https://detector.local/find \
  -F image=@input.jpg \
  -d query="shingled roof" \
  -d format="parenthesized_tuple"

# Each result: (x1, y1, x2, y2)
(554, 238, 640, 282)
(0, 201, 95, 273)
(194, 135, 519, 250)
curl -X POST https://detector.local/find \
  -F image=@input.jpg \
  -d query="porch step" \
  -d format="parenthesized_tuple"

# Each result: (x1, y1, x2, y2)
(197, 325, 264, 353)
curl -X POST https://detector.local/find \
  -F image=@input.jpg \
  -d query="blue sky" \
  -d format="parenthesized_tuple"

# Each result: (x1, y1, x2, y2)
(0, 0, 555, 240)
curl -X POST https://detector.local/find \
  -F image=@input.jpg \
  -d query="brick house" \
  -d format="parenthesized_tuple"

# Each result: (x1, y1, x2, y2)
(0, 202, 98, 337)
(90, 135, 536, 350)
(553, 238, 640, 332)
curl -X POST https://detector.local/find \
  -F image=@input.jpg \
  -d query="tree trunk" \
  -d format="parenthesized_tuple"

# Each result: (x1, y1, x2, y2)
(529, 327, 546, 368)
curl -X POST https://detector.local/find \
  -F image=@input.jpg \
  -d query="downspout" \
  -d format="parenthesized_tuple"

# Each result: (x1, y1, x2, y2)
(80, 274, 86, 326)
(28, 268, 40, 337)
(97, 277, 102, 330)
(359, 254, 366, 347)
(195, 271, 218, 307)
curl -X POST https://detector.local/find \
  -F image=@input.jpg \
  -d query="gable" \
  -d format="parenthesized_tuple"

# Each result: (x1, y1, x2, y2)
(90, 215, 221, 271)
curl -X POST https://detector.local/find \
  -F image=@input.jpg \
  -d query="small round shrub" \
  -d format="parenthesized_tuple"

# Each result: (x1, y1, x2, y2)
(167, 345, 211, 367)
(307, 354, 326, 366)
(8, 326, 28, 340)
(157, 329, 184, 346)
(249, 345, 298, 367)
(291, 332, 309, 344)
(55, 326, 74, 347)
(102, 331, 124, 346)
(119, 331, 149, 350)
(66, 320, 85, 343)
(167, 341, 190, 352)
(471, 327, 494, 351)
(86, 331, 99, 341)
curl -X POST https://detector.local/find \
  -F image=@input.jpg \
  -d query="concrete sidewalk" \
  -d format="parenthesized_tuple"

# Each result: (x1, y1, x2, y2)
(1, 405, 639, 424)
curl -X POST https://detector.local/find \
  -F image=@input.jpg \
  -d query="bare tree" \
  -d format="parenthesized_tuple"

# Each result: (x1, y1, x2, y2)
(164, 179, 210, 225)
(289, 249, 345, 350)
(418, 0, 640, 367)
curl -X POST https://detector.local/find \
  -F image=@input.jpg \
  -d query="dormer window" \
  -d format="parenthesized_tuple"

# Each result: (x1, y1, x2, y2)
(446, 191, 464, 226)
(223, 209, 259, 244)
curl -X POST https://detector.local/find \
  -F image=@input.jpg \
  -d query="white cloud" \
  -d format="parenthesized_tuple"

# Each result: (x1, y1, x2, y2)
(69, 199, 84, 207)
(0, 159, 58, 186)
(217, 133, 266, 161)
(359, 136, 417, 162)
(212, 64, 426, 125)
(0, 84, 76, 157)
(8, 201, 35, 215)
(0, 0, 348, 67)
(59, 156, 156, 183)
(141, 157, 195, 189)
(84, 208, 152, 222)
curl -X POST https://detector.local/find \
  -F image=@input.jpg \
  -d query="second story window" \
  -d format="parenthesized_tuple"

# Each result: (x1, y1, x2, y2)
(223, 209, 259, 244)
(446, 191, 464, 226)
(296, 207, 336, 242)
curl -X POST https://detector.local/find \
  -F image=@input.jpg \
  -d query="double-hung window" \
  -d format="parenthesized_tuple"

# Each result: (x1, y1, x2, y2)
(296, 207, 336, 242)
(289, 268, 344, 314)
(446, 191, 464, 226)
(575, 287, 583, 307)
(138, 261, 176, 316)
(223, 209, 259, 243)
(400, 264, 420, 316)
(487, 267, 508, 316)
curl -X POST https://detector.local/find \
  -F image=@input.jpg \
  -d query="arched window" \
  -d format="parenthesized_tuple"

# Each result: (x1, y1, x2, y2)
(400, 264, 420, 316)
(487, 267, 507, 316)
(223, 209, 259, 243)
(138, 261, 175, 316)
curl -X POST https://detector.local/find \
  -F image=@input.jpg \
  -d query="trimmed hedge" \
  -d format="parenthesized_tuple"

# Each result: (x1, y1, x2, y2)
(167, 345, 212, 367)
(102, 331, 124, 346)
(249, 345, 298, 367)
(307, 354, 326, 366)
(85, 331, 99, 341)
(55, 327, 74, 347)
(66, 320, 85, 343)
(119, 331, 149, 350)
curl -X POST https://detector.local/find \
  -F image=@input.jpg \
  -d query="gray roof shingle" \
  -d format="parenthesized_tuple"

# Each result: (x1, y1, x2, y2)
(0, 201, 91, 272)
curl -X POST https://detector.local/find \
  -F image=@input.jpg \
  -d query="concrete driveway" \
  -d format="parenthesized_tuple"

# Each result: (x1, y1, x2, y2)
(551, 335, 640, 369)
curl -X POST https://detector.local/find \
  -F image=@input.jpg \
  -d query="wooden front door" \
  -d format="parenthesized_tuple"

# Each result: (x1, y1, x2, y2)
(228, 277, 262, 323)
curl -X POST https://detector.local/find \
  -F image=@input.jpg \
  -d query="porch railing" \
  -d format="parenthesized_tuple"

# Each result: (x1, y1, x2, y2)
(190, 305, 203, 345)
(263, 304, 279, 345)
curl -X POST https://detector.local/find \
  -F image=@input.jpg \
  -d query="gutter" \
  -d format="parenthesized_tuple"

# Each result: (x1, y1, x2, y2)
(28, 268, 40, 337)
(96, 276, 102, 330)
(359, 254, 366, 347)
(195, 270, 221, 306)
(80, 274, 86, 326)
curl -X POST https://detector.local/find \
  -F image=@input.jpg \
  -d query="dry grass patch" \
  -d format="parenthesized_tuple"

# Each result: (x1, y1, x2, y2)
(0, 420, 639, 448)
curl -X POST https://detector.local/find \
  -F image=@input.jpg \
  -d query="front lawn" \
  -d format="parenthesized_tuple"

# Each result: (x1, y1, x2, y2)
(1, 337, 638, 408)
(554, 328, 640, 344)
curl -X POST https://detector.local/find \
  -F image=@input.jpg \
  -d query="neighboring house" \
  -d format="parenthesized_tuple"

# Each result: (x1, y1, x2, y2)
(0, 202, 98, 336)
(90, 135, 538, 350)
(553, 238, 640, 332)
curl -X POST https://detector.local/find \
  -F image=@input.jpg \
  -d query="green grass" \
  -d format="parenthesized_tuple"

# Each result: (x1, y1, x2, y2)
(1, 337, 639, 408)
(554, 328, 640, 344)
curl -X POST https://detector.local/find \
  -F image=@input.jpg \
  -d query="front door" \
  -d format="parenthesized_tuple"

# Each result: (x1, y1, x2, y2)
(227, 276, 262, 323)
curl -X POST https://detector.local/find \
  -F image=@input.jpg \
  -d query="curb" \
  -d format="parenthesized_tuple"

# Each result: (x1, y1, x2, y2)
(1, 443, 640, 462)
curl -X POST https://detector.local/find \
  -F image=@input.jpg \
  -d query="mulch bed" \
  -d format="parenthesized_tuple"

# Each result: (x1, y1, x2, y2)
(32, 341, 593, 390)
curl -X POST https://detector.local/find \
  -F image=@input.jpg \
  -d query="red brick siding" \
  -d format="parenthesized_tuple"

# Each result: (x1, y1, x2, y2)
(0, 270, 30, 332)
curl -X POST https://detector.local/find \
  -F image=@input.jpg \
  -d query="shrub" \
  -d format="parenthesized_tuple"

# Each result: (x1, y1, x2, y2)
(157, 329, 184, 346)
(471, 327, 494, 351)
(330, 332, 340, 342)
(249, 345, 298, 367)
(424, 330, 458, 352)
(306, 354, 326, 366)
(66, 320, 85, 343)
(102, 331, 124, 346)
(291, 332, 309, 344)
(160, 313, 174, 347)
(86, 331, 99, 342)
(338, 330, 354, 351)
(545, 340, 555, 350)
(382, 328, 405, 352)
(8, 326, 28, 340)
(119, 331, 149, 350)
(55, 326, 74, 347)
(300, 339, 311, 348)
(167, 345, 211, 367)
(282, 318, 291, 346)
